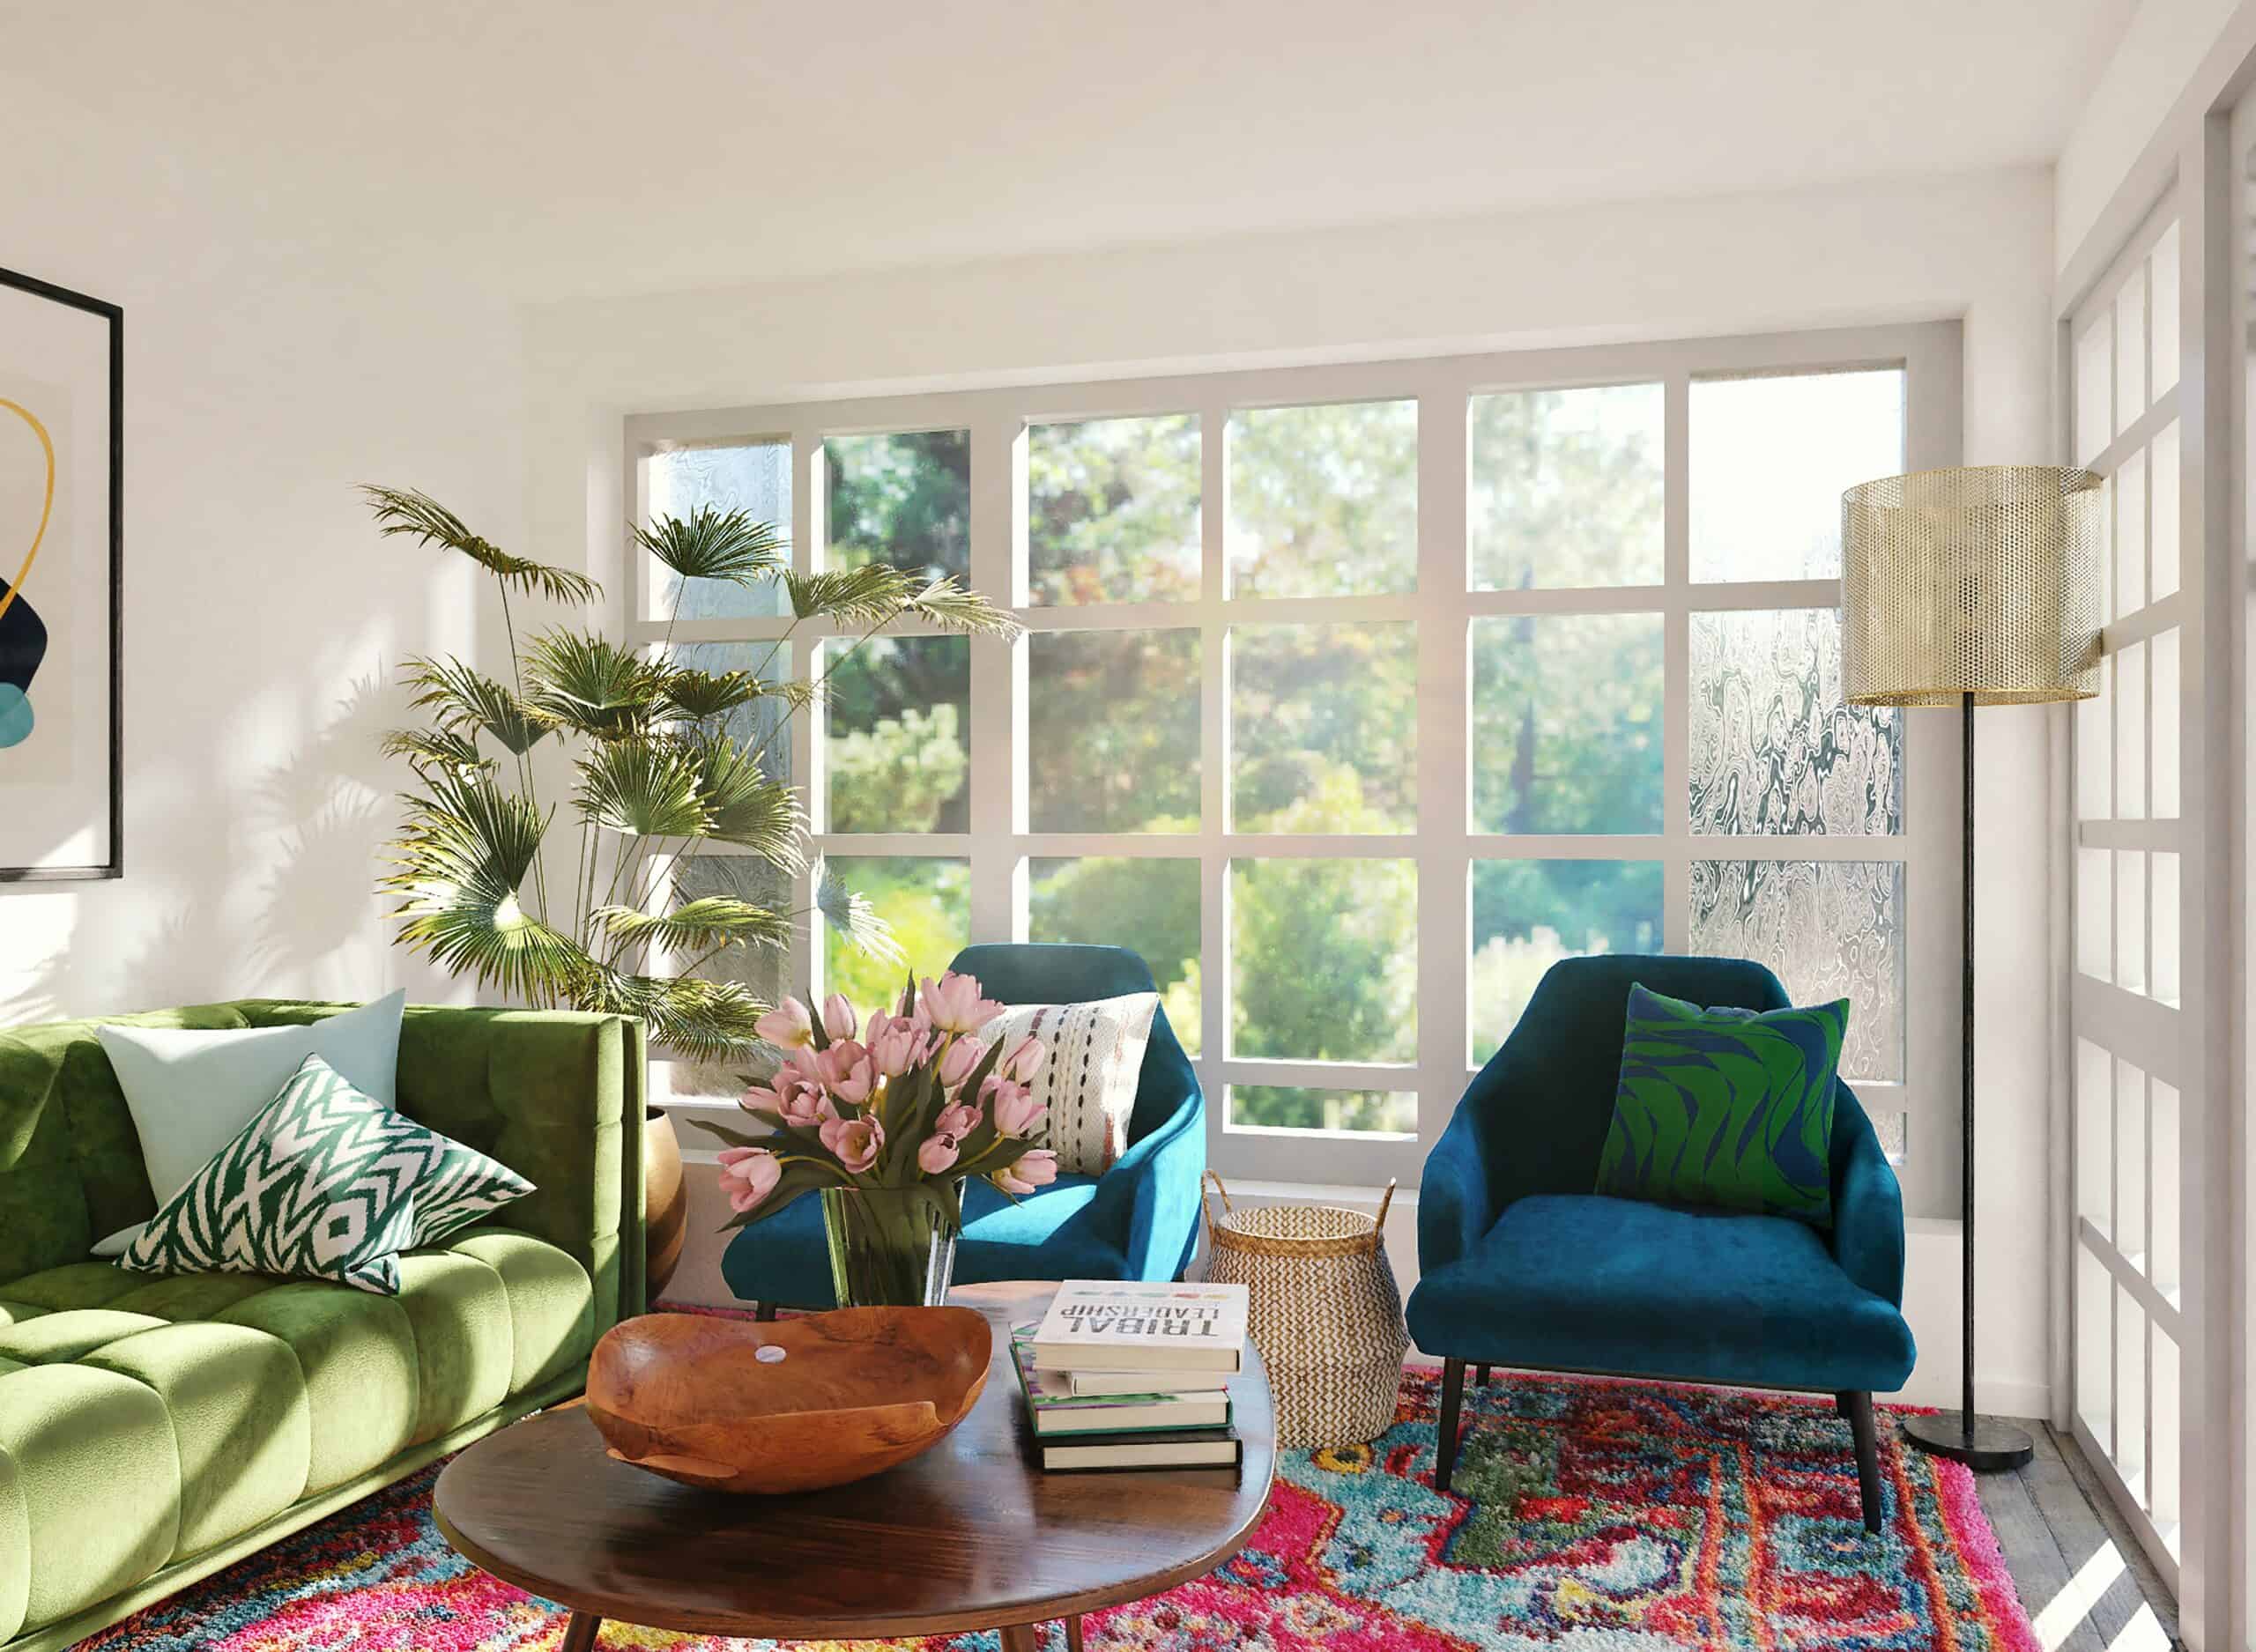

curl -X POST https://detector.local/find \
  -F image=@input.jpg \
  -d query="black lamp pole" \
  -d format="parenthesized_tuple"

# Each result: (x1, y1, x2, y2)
(1899, 693, 2035, 1470)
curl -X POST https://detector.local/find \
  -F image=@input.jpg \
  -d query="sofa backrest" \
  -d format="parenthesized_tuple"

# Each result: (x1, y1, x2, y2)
(0, 1004, 255, 1284)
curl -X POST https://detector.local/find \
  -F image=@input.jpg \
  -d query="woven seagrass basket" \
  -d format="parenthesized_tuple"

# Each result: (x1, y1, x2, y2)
(1199, 1170, 1409, 1448)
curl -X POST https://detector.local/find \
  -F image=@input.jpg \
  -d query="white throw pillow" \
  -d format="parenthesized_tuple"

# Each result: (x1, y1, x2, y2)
(91, 990, 407, 1256)
(979, 991, 1158, 1177)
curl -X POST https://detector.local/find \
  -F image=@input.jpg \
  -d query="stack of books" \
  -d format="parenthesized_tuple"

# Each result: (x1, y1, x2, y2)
(1011, 1280, 1250, 1471)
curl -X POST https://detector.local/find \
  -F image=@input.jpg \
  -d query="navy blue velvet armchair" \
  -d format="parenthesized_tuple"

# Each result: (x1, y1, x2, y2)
(1406, 953, 1915, 1531)
(721, 944, 1206, 1308)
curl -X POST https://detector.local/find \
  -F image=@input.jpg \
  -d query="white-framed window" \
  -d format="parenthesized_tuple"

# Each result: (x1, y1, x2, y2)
(628, 322, 1962, 1200)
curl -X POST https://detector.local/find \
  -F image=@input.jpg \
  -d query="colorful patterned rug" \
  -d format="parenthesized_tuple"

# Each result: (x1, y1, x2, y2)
(73, 1367, 2037, 1651)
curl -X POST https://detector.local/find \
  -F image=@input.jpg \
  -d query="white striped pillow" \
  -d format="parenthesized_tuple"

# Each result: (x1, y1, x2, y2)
(979, 992, 1159, 1176)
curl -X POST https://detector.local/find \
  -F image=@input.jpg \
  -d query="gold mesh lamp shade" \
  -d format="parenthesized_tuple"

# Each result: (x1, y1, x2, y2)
(1837, 463, 2104, 1478)
(1841, 465, 2104, 707)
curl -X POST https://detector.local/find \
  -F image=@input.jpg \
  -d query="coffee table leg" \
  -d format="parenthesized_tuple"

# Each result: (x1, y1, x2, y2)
(1065, 1614, 1085, 1651)
(998, 1618, 1080, 1651)
(559, 1610, 602, 1652)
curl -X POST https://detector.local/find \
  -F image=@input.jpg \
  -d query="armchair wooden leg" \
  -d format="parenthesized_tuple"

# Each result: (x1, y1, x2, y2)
(1436, 1358, 1467, 1492)
(753, 1301, 777, 1322)
(1473, 1364, 1491, 1387)
(1839, 1389, 1882, 1534)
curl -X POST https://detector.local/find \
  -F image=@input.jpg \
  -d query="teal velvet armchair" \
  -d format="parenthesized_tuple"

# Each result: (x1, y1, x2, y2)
(722, 944, 1206, 1308)
(1407, 954, 1914, 1532)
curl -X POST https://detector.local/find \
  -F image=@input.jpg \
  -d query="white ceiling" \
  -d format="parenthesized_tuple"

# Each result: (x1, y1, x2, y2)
(9, 0, 2137, 298)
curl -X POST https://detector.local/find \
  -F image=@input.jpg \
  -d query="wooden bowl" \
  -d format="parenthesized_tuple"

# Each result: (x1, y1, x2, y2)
(585, 1306, 992, 1495)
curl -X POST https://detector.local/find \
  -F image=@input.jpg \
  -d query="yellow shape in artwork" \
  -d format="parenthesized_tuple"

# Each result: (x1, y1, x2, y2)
(0, 397, 56, 626)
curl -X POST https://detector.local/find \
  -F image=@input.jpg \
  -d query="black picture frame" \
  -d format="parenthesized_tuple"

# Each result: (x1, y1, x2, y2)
(0, 264, 122, 882)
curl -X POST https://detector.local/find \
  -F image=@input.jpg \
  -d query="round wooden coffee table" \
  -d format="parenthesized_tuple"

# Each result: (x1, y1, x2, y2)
(434, 1280, 1276, 1651)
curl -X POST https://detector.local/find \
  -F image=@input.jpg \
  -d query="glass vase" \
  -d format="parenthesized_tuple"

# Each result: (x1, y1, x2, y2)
(820, 1183, 961, 1308)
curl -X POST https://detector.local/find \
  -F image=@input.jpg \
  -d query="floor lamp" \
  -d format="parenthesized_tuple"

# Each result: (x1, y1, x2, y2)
(1839, 465, 2104, 1471)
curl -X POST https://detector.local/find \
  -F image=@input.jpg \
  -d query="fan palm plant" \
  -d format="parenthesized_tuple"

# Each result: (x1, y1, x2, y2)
(365, 485, 1018, 1060)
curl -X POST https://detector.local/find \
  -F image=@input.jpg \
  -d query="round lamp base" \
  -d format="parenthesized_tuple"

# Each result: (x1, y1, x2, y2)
(1900, 1412, 2035, 1471)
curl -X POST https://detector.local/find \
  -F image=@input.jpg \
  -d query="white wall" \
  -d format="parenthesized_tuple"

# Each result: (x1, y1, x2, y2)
(0, 74, 523, 1020)
(566, 167, 2064, 1414)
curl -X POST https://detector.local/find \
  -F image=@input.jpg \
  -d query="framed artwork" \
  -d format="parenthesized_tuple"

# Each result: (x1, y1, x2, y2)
(0, 265, 121, 881)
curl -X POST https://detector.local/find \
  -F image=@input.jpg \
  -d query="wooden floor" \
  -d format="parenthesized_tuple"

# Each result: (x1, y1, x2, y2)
(1972, 1416, 2179, 1649)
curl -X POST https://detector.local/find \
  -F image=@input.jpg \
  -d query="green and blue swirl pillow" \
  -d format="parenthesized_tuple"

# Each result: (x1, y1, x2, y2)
(1592, 983, 1849, 1226)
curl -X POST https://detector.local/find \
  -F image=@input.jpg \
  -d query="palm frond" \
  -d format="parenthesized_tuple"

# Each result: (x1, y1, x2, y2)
(592, 896, 792, 956)
(908, 577, 1023, 639)
(813, 858, 905, 964)
(363, 485, 600, 604)
(578, 968, 770, 1061)
(634, 506, 786, 585)
(400, 656, 550, 755)
(382, 766, 587, 1000)
(522, 630, 663, 740)
(574, 738, 712, 838)
(655, 666, 764, 724)
(783, 564, 919, 625)
(694, 741, 804, 869)
(380, 725, 493, 773)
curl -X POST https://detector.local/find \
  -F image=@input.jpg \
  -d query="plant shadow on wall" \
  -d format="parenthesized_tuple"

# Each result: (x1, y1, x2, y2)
(360, 486, 1016, 1058)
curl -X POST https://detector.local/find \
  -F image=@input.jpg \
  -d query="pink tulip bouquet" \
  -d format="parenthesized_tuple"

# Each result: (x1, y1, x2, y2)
(698, 971, 1057, 1263)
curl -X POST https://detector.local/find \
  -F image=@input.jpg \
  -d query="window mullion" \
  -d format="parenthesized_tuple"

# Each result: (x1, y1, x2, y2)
(1662, 372, 1692, 951)
(1416, 384, 1471, 1141)
(968, 415, 1020, 947)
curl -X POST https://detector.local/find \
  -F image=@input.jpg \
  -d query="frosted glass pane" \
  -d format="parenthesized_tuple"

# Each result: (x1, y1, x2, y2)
(2116, 849, 2146, 995)
(1231, 859, 1416, 1063)
(2076, 1243, 2111, 1443)
(1028, 414, 1199, 605)
(2114, 268, 2147, 434)
(820, 856, 969, 1005)
(2151, 222, 2180, 400)
(2152, 1330, 2180, 1530)
(1231, 621, 1415, 833)
(1469, 383, 1663, 589)
(1688, 859, 1902, 1082)
(2075, 680, 2111, 820)
(1227, 400, 1417, 597)
(2153, 851, 2179, 1008)
(2076, 1037, 2111, 1239)
(2115, 447, 2146, 616)
(1473, 614, 1662, 833)
(1029, 857, 1200, 1057)
(2150, 421, 2179, 599)
(2151, 1080, 2180, 1298)
(825, 431, 969, 584)
(2075, 315, 2111, 468)
(2116, 1286, 2147, 1476)
(1689, 608, 1900, 835)
(2116, 1057, 2147, 1266)
(1228, 1085, 1416, 1137)
(663, 641, 794, 784)
(1690, 368, 1904, 582)
(1470, 859, 1662, 1063)
(820, 635, 970, 833)
(645, 441, 791, 620)
(2151, 628, 2178, 819)
(2116, 643, 2147, 820)
(1028, 629, 1199, 832)
(2077, 845, 2111, 982)
(670, 851, 790, 1012)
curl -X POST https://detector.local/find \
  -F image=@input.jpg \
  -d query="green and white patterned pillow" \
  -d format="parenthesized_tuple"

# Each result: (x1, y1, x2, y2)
(121, 1055, 532, 1294)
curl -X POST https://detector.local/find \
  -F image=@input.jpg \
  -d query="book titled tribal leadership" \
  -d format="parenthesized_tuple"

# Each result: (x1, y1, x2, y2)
(1028, 1280, 1250, 1374)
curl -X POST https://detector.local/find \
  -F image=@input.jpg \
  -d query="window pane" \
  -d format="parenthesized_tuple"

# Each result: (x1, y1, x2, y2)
(1028, 856, 1201, 1057)
(825, 430, 969, 583)
(2116, 641, 2146, 820)
(1690, 368, 1904, 582)
(2077, 844, 2112, 982)
(660, 641, 793, 784)
(1028, 414, 1199, 604)
(2116, 1286, 2146, 1477)
(2076, 316, 2111, 469)
(1227, 1085, 1414, 1137)
(1469, 383, 1662, 589)
(1688, 858, 1904, 1083)
(1471, 859, 1661, 1064)
(1226, 400, 1416, 597)
(645, 441, 790, 621)
(821, 635, 969, 833)
(2151, 628, 2178, 819)
(665, 852, 790, 1094)
(2151, 1079, 2180, 1296)
(820, 856, 969, 1007)
(2076, 662, 2111, 820)
(2116, 849, 2146, 996)
(2116, 1057, 2147, 1267)
(1231, 858, 1415, 1063)
(1231, 622, 1415, 833)
(2114, 266, 2147, 435)
(2151, 222, 2180, 401)
(2154, 851, 2179, 1008)
(2076, 1241, 2112, 1444)
(2153, 1328, 2180, 1536)
(1471, 614, 1662, 833)
(2150, 421, 2180, 598)
(1028, 630, 1199, 832)
(2115, 447, 2146, 617)
(2076, 1037, 2111, 1240)
(1690, 609, 1901, 835)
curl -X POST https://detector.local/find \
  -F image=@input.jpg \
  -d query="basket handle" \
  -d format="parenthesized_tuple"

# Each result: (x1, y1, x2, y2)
(1199, 1168, 1234, 1240)
(1373, 1178, 1397, 1233)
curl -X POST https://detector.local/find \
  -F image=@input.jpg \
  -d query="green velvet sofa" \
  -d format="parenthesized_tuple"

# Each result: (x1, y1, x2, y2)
(0, 1000, 647, 1652)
